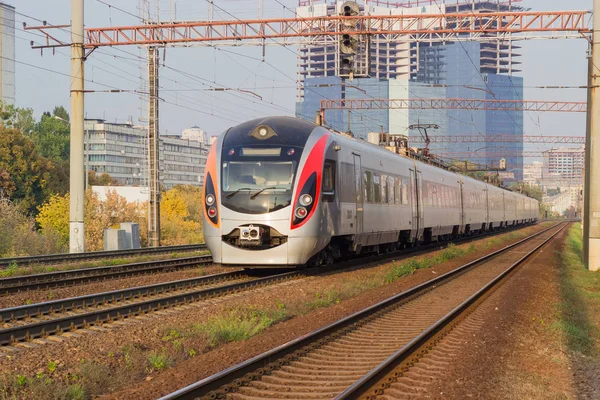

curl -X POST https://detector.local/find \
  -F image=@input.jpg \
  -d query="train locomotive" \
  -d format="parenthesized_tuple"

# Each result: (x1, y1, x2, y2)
(202, 116, 539, 267)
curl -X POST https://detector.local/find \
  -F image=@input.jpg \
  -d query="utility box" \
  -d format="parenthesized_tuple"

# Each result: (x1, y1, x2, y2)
(104, 228, 128, 251)
(120, 222, 140, 249)
(367, 132, 380, 145)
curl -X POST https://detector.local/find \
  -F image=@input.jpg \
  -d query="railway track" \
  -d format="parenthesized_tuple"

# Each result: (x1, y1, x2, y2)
(0, 243, 208, 268)
(0, 222, 536, 296)
(159, 222, 565, 400)
(0, 255, 213, 295)
(0, 269, 301, 347)
(0, 223, 547, 350)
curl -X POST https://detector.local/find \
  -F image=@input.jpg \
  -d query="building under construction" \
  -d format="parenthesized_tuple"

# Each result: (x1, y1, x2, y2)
(296, 0, 523, 97)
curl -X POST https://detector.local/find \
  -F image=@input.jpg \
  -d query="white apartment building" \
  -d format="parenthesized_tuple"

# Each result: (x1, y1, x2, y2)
(181, 126, 208, 145)
(84, 119, 207, 189)
(542, 147, 584, 181)
(0, 2, 15, 105)
(523, 161, 542, 187)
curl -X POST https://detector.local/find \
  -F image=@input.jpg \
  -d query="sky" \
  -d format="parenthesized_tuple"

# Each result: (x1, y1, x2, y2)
(5, 0, 592, 155)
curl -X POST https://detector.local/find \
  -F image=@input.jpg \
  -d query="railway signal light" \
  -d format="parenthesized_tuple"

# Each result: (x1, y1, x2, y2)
(338, 1, 367, 78)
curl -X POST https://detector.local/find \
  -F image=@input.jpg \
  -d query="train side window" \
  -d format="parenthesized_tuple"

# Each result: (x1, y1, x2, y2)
(373, 174, 381, 203)
(340, 163, 354, 203)
(395, 177, 400, 204)
(322, 160, 336, 202)
(401, 177, 409, 205)
(388, 176, 395, 204)
(381, 174, 388, 204)
(364, 171, 373, 203)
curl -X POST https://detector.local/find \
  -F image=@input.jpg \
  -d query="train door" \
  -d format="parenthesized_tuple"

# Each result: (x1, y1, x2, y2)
(409, 169, 418, 241)
(484, 186, 489, 229)
(353, 154, 363, 236)
(458, 177, 465, 234)
(417, 170, 424, 240)
(410, 168, 423, 242)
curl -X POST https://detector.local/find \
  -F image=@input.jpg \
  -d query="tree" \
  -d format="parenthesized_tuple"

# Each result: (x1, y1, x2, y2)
(0, 103, 36, 134)
(37, 190, 148, 251)
(0, 198, 65, 257)
(36, 193, 70, 247)
(53, 106, 70, 122)
(88, 171, 120, 186)
(33, 112, 70, 162)
(160, 185, 204, 245)
(0, 126, 53, 215)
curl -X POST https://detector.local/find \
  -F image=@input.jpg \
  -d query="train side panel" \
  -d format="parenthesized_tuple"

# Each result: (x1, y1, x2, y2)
(418, 164, 462, 240)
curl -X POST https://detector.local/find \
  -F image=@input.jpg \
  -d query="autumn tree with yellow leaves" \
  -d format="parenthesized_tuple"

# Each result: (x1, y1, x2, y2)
(37, 185, 203, 251)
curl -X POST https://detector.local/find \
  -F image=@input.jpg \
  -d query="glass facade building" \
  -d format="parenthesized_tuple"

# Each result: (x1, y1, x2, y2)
(298, 41, 525, 181)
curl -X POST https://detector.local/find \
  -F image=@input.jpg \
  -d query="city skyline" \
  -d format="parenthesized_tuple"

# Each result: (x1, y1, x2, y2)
(3, 0, 589, 151)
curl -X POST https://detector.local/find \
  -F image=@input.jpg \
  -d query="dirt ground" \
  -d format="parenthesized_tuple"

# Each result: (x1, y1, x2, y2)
(384, 223, 600, 399)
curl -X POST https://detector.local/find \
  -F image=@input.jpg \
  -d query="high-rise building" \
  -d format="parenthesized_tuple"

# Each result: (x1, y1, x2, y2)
(84, 119, 207, 189)
(296, 1, 521, 99)
(0, 2, 15, 105)
(424, 42, 524, 179)
(296, 76, 446, 139)
(295, 1, 525, 179)
(542, 147, 585, 181)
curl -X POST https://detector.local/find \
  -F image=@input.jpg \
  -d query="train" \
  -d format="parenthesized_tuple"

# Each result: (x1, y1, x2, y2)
(202, 116, 539, 267)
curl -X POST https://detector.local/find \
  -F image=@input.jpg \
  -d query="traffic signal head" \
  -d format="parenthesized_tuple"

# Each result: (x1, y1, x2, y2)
(340, 34, 359, 55)
(340, 1, 359, 17)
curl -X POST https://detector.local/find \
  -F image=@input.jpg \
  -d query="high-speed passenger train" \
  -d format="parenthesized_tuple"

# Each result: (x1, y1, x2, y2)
(202, 117, 539, 267)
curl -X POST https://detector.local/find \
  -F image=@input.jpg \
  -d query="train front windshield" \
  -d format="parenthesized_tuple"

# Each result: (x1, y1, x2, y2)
(221, 147, 300, 214)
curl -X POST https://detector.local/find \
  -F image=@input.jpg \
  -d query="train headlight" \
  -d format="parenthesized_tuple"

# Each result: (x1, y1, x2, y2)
(258, 127, 268, 137)
(299, 194, 313, 207)
(294, 206, 308, 219)
(206, 194, 215, 206)
(208, 206, 217, 218)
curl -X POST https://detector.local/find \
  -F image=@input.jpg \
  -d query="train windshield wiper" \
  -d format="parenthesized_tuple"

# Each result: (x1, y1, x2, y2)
(226, 187, 251, 199)
(250, 187, 284, 200)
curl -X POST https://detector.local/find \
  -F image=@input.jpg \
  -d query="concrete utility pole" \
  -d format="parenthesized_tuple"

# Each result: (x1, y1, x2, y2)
(70, 0, 85, 253)
(584, 0, 600, 271)
(148, 47, 161, 247)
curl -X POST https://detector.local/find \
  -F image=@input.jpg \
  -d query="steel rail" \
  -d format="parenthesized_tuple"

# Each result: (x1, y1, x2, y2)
(0, 243, 207, 268)
(0, 255, 213, 295)
(159, 222, 562, 400)
(0, 270, 246, 323)
(336, 223, 567, 399)
(0, 270, 301, 346)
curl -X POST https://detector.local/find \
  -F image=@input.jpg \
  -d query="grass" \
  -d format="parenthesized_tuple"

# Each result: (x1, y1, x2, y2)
(147, 351, 171, 372)
(384, 243, 472, 283)
(552, 223, 600, 355)
(193, 303, 287, 347)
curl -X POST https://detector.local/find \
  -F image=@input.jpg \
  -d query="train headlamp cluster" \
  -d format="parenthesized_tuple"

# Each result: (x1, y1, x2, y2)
(294, 206, 308, 219)
(292, 171, 317, 227)
(299, 194, 313, 207)
(204, 173, 218, 225)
